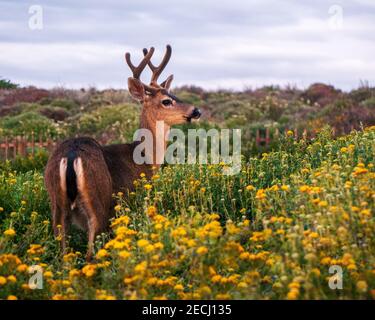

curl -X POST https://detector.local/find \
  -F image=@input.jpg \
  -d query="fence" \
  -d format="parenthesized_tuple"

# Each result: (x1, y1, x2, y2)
(0, 134, 57, 160)
(0, 128, 318, 160)
(254, 127, 315, 146)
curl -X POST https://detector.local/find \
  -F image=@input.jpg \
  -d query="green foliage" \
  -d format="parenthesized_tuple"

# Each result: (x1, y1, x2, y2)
(174, 90, 203, 106)
(361, 97, 375, 108)
(0, 150, 49, 173)
(0, 111, 59, 139)
(50, 99, 78, 111)
(71, 103, 140, 142)
(1, 84, 374, 152)
(0, 78, 18, 89)
(349, 86, 375, 103)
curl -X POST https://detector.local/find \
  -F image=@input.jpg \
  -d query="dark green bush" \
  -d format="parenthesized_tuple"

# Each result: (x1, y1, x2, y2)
(50, 98, 79, 111)
(70, 103, 140, 142)
(0, 111, 59, 138)
(0, 78, 18, 89)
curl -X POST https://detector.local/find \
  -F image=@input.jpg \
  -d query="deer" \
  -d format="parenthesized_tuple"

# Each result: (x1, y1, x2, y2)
(44, 45, 201, 260)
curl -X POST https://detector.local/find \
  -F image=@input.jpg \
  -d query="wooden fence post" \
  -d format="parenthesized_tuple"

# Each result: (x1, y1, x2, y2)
(31, 131, 35, 156)
(39, 133, 43, 149)
(274, 128, 280, 140)
(5, 136, 9, 160)
(303, 129, 307, 139)
(47, 137, 53, 152)
(23, 136, 27, 157)
(265, 128, 270, 145)
(13, 137, 17, 158)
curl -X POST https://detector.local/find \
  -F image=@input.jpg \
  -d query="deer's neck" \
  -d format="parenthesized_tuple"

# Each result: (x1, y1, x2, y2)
(139, 114, 170, 171)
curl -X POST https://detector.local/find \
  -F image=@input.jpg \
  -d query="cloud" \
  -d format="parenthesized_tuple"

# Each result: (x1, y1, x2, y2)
(0, 0, 374, 90)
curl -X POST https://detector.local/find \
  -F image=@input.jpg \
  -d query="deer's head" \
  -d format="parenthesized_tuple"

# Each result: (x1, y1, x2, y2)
(125, 45, 201, 127)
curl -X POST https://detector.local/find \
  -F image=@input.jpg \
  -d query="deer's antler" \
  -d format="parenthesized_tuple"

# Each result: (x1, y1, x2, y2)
(125, 47, 155, 80)
(143, 45, 172, 86)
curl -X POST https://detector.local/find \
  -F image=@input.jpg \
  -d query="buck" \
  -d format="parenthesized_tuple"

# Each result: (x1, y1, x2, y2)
(44, 45, 201, 260)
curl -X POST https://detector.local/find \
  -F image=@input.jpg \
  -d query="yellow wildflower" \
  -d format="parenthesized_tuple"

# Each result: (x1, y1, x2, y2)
(287, 288, 299, 300)
(340, 147, 348, 153)
(356, 281, 368, 293)
(245, 185, 255, 191)
(134, 261, 147, 273)
(96, 249, 109, 259)
(147, 205, 157, 217)
(0, 276, 7, 285)
(196, 246, 208, 255)
(137, 239, 150, 248)
(318, 200, 328, 207)
(82, 264, 96, 278)
(17, 264, 28, 273)
(4, 229, 16, 237)
(118, 250, 131, 260)
(174, 284, 184, 291)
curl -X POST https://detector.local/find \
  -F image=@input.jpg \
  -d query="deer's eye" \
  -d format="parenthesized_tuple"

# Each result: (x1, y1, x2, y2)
(161, 99, 173, 107)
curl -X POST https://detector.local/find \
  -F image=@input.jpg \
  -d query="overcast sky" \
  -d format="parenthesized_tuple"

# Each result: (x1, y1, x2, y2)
(0, 0, 374, 90)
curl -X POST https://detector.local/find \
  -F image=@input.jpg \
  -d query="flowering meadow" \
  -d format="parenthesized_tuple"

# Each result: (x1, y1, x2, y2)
(0, 126, 374, 300)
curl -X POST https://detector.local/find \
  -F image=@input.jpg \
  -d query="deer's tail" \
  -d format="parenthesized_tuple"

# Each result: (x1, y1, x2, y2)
(59, 150, 80, 210)
(66, 150, 78, 205)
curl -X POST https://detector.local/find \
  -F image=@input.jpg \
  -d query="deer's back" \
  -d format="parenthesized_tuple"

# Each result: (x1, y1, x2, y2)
(102, 142, 153, 194)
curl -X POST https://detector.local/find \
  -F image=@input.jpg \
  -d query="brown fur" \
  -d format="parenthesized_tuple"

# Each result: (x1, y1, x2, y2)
(44, 45, 201, 260)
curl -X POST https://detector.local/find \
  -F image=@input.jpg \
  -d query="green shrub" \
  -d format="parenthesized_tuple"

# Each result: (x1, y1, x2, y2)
(0, 111, 59, 138)
(173, 91, 204, 106)
(50, 98, 78, 111)
(38, 106, 70, 121)
(0, 150, 49, 173)
(361, 97, 375, 108)
(349, 86, 375, 103)
(0, 78, 18, 89)
(71, 104, 140, 142)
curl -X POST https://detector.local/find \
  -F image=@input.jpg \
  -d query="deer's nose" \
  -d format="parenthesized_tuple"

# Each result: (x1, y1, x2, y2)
(191, 108, 201, 119)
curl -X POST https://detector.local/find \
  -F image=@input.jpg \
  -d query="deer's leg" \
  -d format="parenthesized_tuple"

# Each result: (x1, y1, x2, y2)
(50, 156, 71, 255)
(86, 217, 101, 261)
(73, 157, 102, 261)
(76, 197, 104, 261)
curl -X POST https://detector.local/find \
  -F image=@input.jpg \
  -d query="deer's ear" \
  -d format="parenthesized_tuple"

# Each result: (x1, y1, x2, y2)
(160, 74, 174, 91)
(128, 78, 145, 101)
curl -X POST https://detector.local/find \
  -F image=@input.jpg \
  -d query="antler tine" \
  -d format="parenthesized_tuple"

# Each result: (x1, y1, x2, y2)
(142, 48, 157, 71)
(143, 45, 172, 85)
(125, 47, 155, 79)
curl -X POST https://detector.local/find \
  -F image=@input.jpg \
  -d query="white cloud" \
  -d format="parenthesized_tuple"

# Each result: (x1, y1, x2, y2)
(0, 0, 374, 90)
